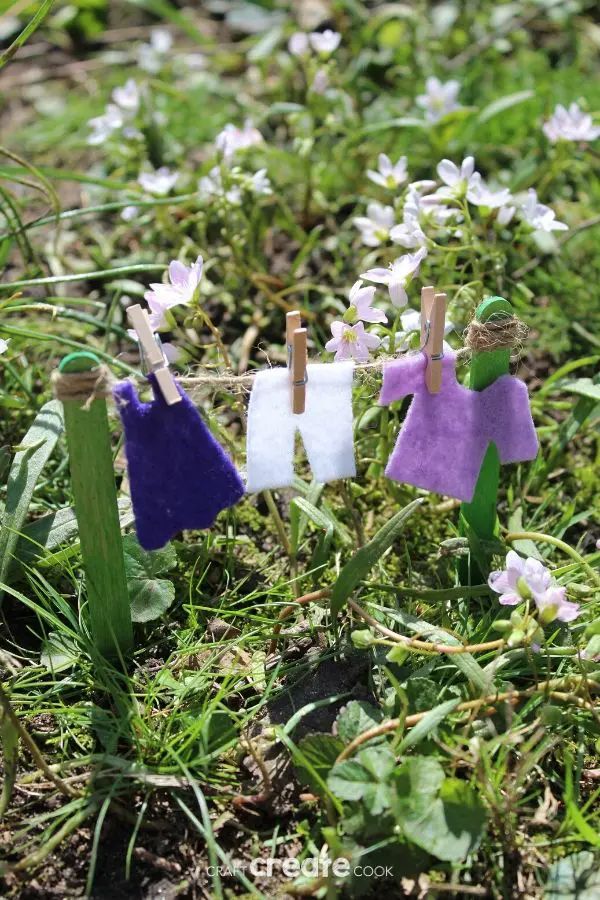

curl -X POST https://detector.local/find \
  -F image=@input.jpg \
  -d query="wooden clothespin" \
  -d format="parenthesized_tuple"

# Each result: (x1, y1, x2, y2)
(286, 310, 307, 415)
(127, 304, 181, 406)
(420, 286, 447, 394)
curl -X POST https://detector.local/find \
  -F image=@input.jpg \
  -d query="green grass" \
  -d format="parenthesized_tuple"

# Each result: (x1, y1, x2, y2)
(1, 1, 600, 897)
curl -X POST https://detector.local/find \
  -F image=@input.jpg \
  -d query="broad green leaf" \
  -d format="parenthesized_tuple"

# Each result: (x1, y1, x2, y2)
(330, 499, 423, 615)
(123, 534, 177, 623)
(477, 90, 534, 123)
(561, 378, 600, 401)
(394, 763, 487, 861)
(395, 756, 445, 800)
(295, 733, 345, 796)
(0, 400, 64, 597)
(405, 676, 444, 713)
(398, 698, 459, 752)
(40, 632, 80, 672)
(328, 747, 396, 815)
(336, 700, 385, 745)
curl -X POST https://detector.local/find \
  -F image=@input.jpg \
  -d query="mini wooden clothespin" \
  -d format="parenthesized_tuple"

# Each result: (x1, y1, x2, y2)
(420, 286, 447, 394)
(127, 304, 181, 406)
(286, 310, 307, 415)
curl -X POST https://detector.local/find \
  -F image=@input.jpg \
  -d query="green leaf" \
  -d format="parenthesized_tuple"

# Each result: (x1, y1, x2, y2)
(561, 378, 600, 401)
(0, 400, 64, 598)
(123, 534, 177, 623)
(398, 698, 460, 752)
(545, 851, 600, 900)
(567, 800, 600, 847)
(328, 747, 396, 815)
(394, 761, 487, 861)
(40, 632, 80, 672)
(477, 90, 534, 123)
(295, 733, 345, 796)
(330, 499, 423, 615)
(336, 700, 385, 744)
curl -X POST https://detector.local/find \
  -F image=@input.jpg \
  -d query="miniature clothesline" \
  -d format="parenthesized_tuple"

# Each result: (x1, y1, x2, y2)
(51, 313, 528, 405)
(178, 312, 528, 397)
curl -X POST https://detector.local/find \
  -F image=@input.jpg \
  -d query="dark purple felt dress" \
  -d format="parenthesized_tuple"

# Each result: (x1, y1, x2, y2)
(113, 375, 245, 550)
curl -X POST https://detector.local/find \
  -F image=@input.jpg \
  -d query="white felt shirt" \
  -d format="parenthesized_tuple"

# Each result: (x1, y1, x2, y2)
(246, 362, 356, 492)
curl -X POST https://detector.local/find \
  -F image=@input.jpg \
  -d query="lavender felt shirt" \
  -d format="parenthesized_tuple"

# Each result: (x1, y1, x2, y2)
(113, 375, 244, 550)
(379, 351, 538, 502)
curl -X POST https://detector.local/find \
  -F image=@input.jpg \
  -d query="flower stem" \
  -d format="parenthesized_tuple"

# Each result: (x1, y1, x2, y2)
(201, 310, 233, 370)
(335, 674, 599, 763)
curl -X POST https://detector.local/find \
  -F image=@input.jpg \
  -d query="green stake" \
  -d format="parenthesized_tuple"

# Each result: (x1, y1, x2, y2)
(459, 296, 513, 585)
(57, 351, 132, 658)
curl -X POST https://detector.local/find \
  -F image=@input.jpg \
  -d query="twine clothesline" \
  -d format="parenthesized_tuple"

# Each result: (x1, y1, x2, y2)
(179, 314, 528, 396)
(51, 314, 527, 404)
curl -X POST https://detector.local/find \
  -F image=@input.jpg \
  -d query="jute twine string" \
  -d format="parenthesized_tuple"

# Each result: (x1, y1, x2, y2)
(51, 365, 116, 410)
(179, 312, 528, 399)
(463, 314, 528, 355)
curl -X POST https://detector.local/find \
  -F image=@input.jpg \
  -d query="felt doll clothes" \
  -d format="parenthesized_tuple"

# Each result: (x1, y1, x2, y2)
(246, 362, 356, 492)
(379, 351, 538, 502)
(113, 375, 244, 550)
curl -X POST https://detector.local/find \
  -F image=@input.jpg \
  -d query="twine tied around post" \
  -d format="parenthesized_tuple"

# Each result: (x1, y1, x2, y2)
(462, 314, 528, 357)
(51, 364, 115, 410)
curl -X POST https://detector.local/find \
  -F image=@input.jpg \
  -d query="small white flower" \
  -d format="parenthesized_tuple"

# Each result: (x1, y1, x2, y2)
(150, 27, 172, 54)
(408, 179, 438, 195)
(162, 342, 182, 364)
(367, 153, 408, 190)
(466, 173, 513, 209)
(437, 156, 479, 198)
(145, 255, 204, 316)
(184, 52, 206, 71)
(138, 28, 173, 73)
(361, 247, 427, 308)
(353, 202, 396, 246)
(416, 77, 461, 123)
(311, 67, 329, 95)
(325, 320, 380, 362)
(215, 120, 263, 160)
(519, 189, 568, 232)
(288, 31, 310, 56)
(112, 78, 140, 113)
(382, 309, 455, 351)
(87, 104, 123, 145)
(543, 102, 600, 143)
(389, 190, 427, 248)
(497, 204, 516, 226)
(308, 29, 341, 54)
(121, 205, 139, 221)
(248, 168, 272, 196)
(201, 169, 241, 204)
(346, 281, 387, 324)
(138, 167, 179, 196)
(0, 337, 9, 354)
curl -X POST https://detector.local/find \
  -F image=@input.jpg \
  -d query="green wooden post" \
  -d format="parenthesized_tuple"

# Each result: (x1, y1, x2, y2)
(58, 351, 132, 657)
(459, 296, 513, 585)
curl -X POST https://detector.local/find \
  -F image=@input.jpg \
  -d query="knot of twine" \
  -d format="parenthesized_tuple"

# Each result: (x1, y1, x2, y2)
(463, 314, 528, 356)
(51, 365, 115, 410)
